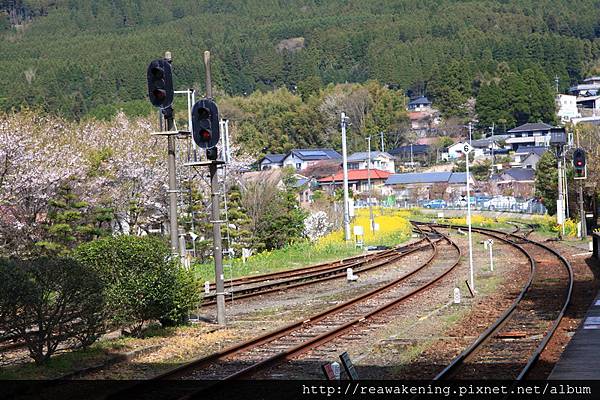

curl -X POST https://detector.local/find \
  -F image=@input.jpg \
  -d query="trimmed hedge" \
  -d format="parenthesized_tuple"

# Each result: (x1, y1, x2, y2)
(0, 257, 105, 364)
(74, 235, 200, 336)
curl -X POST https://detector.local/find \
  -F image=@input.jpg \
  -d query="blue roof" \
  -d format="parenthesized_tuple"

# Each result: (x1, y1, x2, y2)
(515, 146, 547, 157)
(385, 172, 470, 185)
(261, 154, 285, 163)
(347, 151, 393, 161)
(448, 172, 469, 184)
(408, 96, 431, 106)
(289, 148, 342, 161)
(503, 168, 535, 181)
(294, 177, 310, 187)
(507, 123, 553, 133)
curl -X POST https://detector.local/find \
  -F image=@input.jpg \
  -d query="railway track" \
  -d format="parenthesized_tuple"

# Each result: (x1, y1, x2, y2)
(421, 222, 573, 380)
(203, 237, 437, 306)
(107, 224, 461, 399)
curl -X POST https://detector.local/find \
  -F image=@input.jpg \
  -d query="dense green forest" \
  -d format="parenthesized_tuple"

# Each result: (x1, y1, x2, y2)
(1, 0, 599, 125)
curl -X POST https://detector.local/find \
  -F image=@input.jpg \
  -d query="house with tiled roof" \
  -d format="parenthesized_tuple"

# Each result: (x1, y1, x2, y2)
(258, 154, 286, 170)
(505, 122, 555, 150)
(318, 169, 391, 195)
(493, 168, 536, 197)
(282, 149, 342, 171)
(407, 96, 432, 111)
(384, 172, 474, 203)
(512, 146, 548, 169)
(347, 151, 395, 173)
(389, 144, 430, 166)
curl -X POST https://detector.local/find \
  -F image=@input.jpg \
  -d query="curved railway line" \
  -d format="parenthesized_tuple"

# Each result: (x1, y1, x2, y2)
(108, 223, 462, 399)
(419, 222, 573, 381)
(202, 237, 438, 306)
(9, 219, 578, 398)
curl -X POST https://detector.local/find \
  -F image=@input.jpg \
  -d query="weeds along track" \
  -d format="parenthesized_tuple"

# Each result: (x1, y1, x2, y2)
(108, 225, 461, 399)
(424, 222, 573, 380)
(202, 236, 436, 306)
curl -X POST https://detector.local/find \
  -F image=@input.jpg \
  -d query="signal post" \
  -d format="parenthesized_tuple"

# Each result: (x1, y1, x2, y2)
(573, 148, 587, 238)
(147, 51, 226, 325)
(186, 51, 226, 325)
(146, 54, 181, 255)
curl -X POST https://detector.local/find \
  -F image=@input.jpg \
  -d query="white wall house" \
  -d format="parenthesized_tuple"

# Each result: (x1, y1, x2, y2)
(443, 142, 484, 160)
(556, 94, 580, 123)
(505, 123, 554, 150)
(281, 149, 342, 171)
(347, 151, 395, 173)
(258, 154, 285, 170)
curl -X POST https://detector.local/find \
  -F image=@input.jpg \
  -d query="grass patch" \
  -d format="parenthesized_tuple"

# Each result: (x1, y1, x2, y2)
(194, 209, 413, 282)
(0, 345, 122, 380)
(193, 240, 363, 282)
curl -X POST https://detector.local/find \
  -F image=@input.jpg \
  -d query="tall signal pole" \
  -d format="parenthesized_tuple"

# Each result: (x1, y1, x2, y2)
(204, 51, 225, 325)
(341, 113, 351, 241)
(557, 148, 565, 237)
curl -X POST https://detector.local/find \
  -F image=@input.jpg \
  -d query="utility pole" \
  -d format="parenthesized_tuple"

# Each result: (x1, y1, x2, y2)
(575, 132, 587, 238)
(490, 122, 495, 176)
(468, 121, 472, 144)
(380, 131, 385, 152)
(224, 119, 231, 164)
(204, 51, 226, 325)
(462, 142, 475, 293)
(341, 113, 351, 241)
(410, 143, 414, 171)
(367, 136, 375, 232)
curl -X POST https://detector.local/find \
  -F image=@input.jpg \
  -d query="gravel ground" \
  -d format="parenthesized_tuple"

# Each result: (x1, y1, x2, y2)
(78, 240, 437, 379)
(10, 230, 594, 382)
(524, 235, 600, 379)
(261, 229, 530, 379)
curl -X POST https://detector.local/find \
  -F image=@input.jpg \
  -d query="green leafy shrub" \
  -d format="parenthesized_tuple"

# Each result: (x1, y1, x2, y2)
(74, 235, 200, 336)
(0, 257, 105, 364)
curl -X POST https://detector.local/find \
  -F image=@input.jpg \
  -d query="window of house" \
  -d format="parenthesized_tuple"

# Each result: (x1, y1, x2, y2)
(296, 163, 302, 169)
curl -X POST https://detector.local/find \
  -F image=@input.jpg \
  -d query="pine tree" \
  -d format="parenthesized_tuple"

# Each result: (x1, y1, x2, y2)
(36, 180, 109, 256)
(535, 151, 558, 215)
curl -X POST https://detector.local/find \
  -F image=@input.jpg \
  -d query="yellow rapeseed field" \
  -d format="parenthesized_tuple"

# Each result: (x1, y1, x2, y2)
(445, 214, 506, 227)
(316, 208, 412, 247)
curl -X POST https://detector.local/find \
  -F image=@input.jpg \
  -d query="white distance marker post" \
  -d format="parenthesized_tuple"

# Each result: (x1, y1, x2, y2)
(462, 142, 475, 293)
(453, 287, 461, 304)
(487, 239, 494, 272)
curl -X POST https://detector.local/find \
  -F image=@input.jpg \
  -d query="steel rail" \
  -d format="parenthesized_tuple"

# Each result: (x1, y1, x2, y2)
(202, 239, 438, 306)
(214, 225, 461, 382)
(205, 236, 428, 291)
(112, 224, 456, 393)
(422, 222, 573, 381)
(104, 226, 463, 400)
(142, 232, 440, 382)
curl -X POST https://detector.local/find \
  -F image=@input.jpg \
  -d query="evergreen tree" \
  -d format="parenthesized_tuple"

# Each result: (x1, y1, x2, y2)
(223, 184, 252, 257)
(36, 180, 109, 256)
(535, 151, 558, 215)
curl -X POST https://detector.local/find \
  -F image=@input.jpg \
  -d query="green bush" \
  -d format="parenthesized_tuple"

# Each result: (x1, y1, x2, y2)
(74, 235, 200, 336)
(0, 257, 105, 364)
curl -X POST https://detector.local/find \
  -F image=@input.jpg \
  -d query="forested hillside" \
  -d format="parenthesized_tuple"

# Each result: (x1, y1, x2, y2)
(1, 0, 600, 124)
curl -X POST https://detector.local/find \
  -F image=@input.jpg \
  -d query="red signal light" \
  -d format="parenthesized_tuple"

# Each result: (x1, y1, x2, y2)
(153, 89, 166, 100)
(200, 130, 211, 141)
